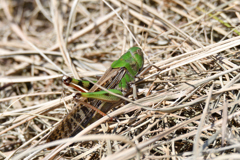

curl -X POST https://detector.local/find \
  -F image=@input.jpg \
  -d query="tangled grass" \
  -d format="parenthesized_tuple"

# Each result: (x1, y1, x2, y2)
(1, 0, 240, 159)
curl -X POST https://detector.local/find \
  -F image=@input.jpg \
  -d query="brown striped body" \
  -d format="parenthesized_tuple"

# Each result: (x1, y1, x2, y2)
(46, 68, 127, 143)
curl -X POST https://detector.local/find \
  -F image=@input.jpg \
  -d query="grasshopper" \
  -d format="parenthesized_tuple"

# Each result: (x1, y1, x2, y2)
(46, 47, 144, 144)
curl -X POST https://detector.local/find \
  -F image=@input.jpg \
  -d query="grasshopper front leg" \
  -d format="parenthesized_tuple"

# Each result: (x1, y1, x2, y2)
(63, 76, 95, 92)
(63, 76, 123, 102)
(77, 89, 123, 102)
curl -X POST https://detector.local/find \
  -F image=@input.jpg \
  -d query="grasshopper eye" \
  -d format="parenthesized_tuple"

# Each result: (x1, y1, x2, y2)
(136, 48, 143, 57)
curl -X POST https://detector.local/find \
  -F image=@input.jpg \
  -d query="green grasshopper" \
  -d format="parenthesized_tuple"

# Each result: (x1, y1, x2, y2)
(46, 47, 144, 144)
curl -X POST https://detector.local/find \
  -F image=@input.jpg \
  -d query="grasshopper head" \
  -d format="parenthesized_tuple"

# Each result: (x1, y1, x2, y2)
(128, 47, 144, 72)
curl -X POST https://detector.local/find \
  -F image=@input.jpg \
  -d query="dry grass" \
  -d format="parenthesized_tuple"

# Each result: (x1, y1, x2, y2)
(1, 0, 240, 159)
